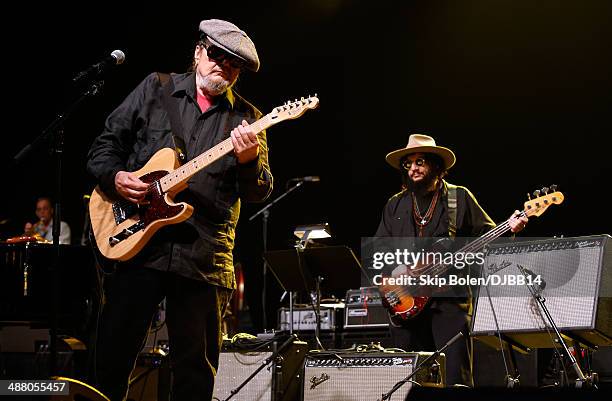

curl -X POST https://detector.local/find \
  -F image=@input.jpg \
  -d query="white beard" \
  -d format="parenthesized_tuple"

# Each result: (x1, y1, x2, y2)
(195, 70, 235, 96)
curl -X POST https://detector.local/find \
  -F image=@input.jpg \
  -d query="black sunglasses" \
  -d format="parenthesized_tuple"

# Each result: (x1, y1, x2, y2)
(401, 157, 426, 170)
(203, 42, 246, 69)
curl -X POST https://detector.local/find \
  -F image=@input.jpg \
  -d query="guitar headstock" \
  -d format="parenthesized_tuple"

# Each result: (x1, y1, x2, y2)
(523, 185, 564, 217)
(269, 95, 319, 122)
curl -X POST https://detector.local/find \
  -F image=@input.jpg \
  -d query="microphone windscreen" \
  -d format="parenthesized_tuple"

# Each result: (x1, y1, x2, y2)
(111, 50, 126, 64)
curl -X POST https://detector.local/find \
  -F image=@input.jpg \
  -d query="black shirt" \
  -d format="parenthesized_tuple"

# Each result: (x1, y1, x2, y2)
(375, 181, 495, 238)
(374, 181, 496, 298)
(87, 72, 273, 289)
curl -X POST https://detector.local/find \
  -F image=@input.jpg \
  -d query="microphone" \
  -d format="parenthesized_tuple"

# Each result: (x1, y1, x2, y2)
(289, 176, 320, 182)
(518, 264, 546, 295)
(73, 50, 126, 82)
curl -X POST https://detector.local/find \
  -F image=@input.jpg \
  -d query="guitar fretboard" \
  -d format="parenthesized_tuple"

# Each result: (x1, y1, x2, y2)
(159, 115, 272, 192)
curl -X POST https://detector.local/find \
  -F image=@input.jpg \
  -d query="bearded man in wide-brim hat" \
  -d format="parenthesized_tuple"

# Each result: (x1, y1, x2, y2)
(374, 134, 528, 386)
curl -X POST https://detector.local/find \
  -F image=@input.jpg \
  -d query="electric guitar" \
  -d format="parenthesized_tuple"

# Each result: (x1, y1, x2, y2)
(89, 96, 319, 261)
(379, 188, 564, 321)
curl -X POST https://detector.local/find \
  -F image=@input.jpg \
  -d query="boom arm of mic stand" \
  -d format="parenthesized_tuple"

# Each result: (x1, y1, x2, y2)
(248, 181, 304, 222)
(379, 332, 464, 401)
(13, 81, 104, 164)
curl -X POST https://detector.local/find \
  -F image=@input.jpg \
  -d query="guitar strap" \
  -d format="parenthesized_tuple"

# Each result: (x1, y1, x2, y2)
(157, 72, 187, 163)
(446, 182, 458, 238)
(446, 182, 473, 325)
(450, 180, 474, 381)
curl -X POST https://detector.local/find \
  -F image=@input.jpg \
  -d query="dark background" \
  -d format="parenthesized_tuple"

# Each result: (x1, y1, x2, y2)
(1, 0, 610, 331)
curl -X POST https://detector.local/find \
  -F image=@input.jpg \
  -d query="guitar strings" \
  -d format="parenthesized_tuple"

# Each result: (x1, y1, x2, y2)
(147, 113, 275, 194)
(134, 97, 317, 197)
(386, 211, 527, 301)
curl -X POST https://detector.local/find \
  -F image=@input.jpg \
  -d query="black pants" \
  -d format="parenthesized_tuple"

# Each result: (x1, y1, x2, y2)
(389, 301, 473, 386)
(93, 266, 232, 401)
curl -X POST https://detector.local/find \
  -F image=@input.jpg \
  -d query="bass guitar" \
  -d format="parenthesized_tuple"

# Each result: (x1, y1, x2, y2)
(379, 188, 564, 321)
(89, 96, 319, 261)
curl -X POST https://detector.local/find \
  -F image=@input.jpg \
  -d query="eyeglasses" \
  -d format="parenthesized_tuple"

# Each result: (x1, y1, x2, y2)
(401, 157, 426, 170)
(203, 42, 246, 69)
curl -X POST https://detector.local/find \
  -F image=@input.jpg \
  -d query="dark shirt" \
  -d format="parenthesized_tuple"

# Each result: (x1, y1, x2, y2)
(87, 72, 273, 289)
(375, 181, 496, 300)
(375, 181, 495, 238)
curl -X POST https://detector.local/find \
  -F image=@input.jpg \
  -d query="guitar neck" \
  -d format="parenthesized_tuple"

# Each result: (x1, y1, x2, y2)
(159, 116, 273, 193)
(431, 212, 524, 276)
(458, 215, 518, 254)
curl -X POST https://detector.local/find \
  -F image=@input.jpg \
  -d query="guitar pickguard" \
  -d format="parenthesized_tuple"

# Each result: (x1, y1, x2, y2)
(107, 170, 185, 248)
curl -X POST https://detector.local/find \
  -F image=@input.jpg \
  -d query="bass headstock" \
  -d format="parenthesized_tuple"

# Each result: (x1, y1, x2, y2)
(524, 185, 564, 217)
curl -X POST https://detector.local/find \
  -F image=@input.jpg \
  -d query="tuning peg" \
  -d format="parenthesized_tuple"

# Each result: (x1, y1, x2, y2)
(532, 189, 541, 198)
(527, 193, 531, 200)
(541, 186, 549, 194)
(550, 184, 557, 192)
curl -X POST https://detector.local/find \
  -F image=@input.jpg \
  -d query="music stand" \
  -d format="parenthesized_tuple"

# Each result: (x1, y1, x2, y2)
(263, 245, 366, 349)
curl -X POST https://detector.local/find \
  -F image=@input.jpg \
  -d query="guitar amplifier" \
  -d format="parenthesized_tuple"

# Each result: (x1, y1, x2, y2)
(344, 287, 389, 329)
(212, 337, 308, 401)
(278, 304, 344, 331)
(302, 352, 445, 401)
(472, 235, 612, 348)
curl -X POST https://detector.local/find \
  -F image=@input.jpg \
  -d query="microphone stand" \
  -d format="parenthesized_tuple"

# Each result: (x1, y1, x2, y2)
(249, 180, 307, 330)
(378, 332, 464, 401)
(517, 264, 596, 389)
(13, 79, 105, 376)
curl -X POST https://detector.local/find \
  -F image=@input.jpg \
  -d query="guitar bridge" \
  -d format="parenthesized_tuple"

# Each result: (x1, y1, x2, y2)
(108, 221, 145, 247)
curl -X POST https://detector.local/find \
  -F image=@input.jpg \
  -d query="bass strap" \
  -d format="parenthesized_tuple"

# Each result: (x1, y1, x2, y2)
(446, 182, 458, 238)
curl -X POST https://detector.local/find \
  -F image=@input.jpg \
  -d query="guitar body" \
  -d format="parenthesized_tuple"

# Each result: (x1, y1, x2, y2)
(89, 147, 194, 261)
(380, 284, 430, 321)
(379, 238, 452, 320)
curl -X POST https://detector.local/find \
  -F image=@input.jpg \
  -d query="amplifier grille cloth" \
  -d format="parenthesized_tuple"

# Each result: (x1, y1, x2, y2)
(303, 358, 415, 401)
(212, 352, 272, 401)
(473, 239, 603, 334)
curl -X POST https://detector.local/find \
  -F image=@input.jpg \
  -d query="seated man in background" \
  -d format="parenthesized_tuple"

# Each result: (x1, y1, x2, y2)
(24, 197, 71, 244)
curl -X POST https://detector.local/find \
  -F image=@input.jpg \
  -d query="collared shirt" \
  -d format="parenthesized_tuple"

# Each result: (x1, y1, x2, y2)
(34, 220, 71, 244)
(374, 181, 496, 300)
(87, 72, 273, 289)
(375, 181, 495, 238)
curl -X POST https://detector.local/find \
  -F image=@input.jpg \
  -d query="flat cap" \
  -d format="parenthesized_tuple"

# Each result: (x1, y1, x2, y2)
(199, 19, 260, 72)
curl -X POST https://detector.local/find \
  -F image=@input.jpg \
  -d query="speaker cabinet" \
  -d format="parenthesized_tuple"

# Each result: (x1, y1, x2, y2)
(472, 235, 612, 348)
(302, 352, 445, 401)
(212, 339, 308, 401)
